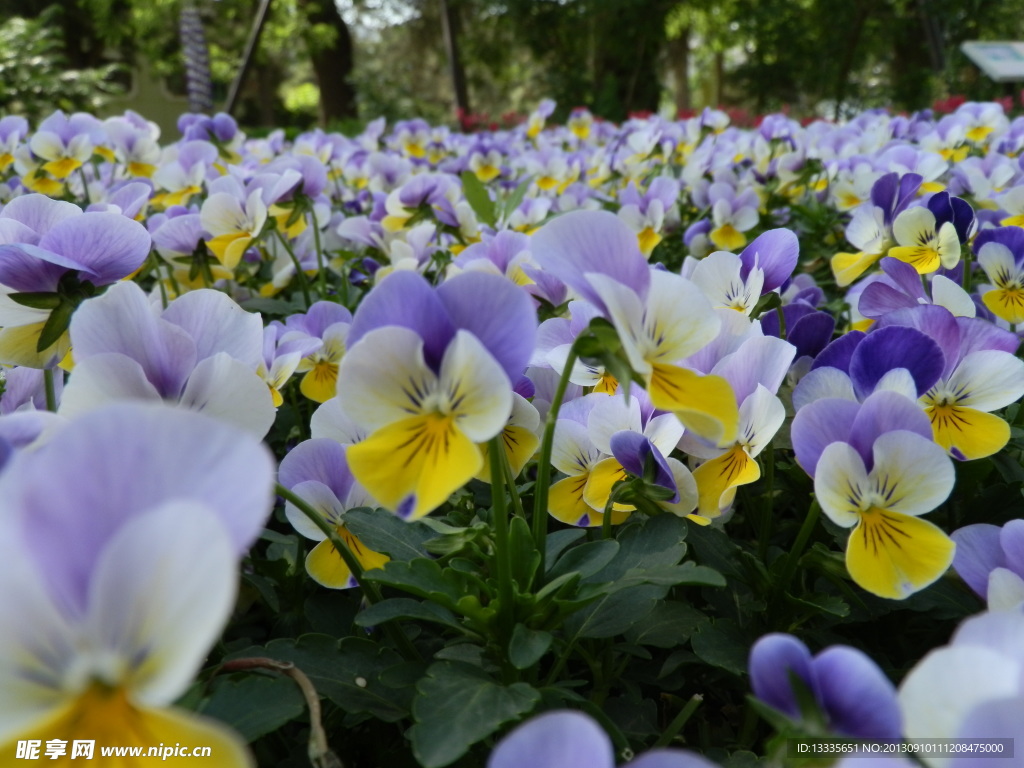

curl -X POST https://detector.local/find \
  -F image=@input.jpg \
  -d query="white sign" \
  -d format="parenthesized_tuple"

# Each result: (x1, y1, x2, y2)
(962, 41, 1024, 82)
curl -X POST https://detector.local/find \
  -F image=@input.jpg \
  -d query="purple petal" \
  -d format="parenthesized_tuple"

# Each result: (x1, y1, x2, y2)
(810, 332, 865, 374)
(849, 326, 943, 399)
(956, 316, 1019, 357)
(791, 398, 862, 475)
(875, 305, 961, 379)
(879, 256, 927, 300)
(488, 711, 614, 768)
(626, 751, 721, 768)
(787, 312, 836, 360)
(279, 438, 356, 503)
(812, 647, 902, 740)
(870, 173, 899, 223)
(951, 524, 1004, 597)
(531, 210, 650, 311)
(161, 289, 263, 368)
(610, 432, 677, 502)
(847, 391, 933, 470)
(8, 402, 274, 617)
(749, 633, 817, 719)
(437, 271, 538, 381)
(38, 212, 151, 285)
(0, 194, 81, 237)
(739, 229, 798, 292)
(70, 282, 196, 399)
(894, 173, 923, 218)
(0, 243, 94, 292)
(858, 283, 918, 319)
(348, 271, 454, 371)
(973, 226, 1024, 263)
(999, 520, 1024, 578)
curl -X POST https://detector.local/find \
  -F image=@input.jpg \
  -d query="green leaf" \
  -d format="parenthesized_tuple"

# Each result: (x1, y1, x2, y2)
(36, 299, 73, 352)
(563, 584, 664, 639)
(545, 528, 586, 563)
(508, 624, 553, 669)
(199, 674, 305, 742)
(344, 506, 438, 560)
(460, 171, 497, 227)
(624, 601, 709, 648)
(786, 592, 850, 618)
(508, 515, 541, 589)
(410, 661, 540, 768)
(8, 291, 60, 309)
(239, 297, 300, 315)
(363, 557, 465, 608)
(588, 514, 688, 583)
(501, 175, 533, 220)
(690, 619, 749, 676)
(250, 634, 413, 723)
(547, 539, 620, 581)
(356, 597, 464, 632)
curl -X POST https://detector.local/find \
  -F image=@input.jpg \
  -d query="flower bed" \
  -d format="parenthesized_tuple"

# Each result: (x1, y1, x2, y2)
(0, 101, 1022, 767)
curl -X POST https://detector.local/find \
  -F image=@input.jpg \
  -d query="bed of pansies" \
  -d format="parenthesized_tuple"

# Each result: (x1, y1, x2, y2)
(1, 99, 1023, 768)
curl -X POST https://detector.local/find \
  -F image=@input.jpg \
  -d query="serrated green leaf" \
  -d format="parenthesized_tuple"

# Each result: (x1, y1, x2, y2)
(199, 674, 305, 742)
(460, 171, 497, 227)
(410, 661, 540, 767)
(356, 597, 464, 631)
(344, 506, 438, 561)
(363, 557, 464, 608)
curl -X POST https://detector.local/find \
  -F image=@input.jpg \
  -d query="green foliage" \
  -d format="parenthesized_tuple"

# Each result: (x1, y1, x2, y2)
(0, 10, 124, 122)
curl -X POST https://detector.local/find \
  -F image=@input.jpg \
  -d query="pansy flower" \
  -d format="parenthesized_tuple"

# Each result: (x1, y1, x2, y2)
(337, 271, 536, 519)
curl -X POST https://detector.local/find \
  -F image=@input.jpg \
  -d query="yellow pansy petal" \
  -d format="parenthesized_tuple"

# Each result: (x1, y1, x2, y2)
(306, 526, 389, 588)
(0, 322, 70, 368)
(347, 414, 480, 519)
(846, 508, 955, 599)
(831, 251, 881, 287)
(692, 445, 760, 517)
(888, 245, 940, 274)
(648, 363, 738, 446)
(927, 405, 1010, 460)
(583, 457, 635, 514)
(709, 224, 747, 251)
(982, 287, 1024, 324)
(1001, 214, 1024, 229)
(269, 385, 284, 408)
(206, 233, 252, 270)
(42, 157, 81, 179)
(3, 685, 253, 767)
(300, 362, 339, 403)
(549, 474, 594, 526)
(474, 164, 500, 183)
(128, 162, 156, 178)
(476, 425, 541, 483)
(637, 226, 662, 257)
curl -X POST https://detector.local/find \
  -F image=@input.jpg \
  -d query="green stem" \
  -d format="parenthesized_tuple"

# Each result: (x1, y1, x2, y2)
(499, 444, 525, 519)
(775, 304, 787, 340)
(961, 243, 973, 295)
(275, 483, 422, 662)
(77, 167, 92, 206)
(276, 231, 313, 309)
(310, 209, 328, 300)
(43, 368, 57, 412)
(489, 438, 516, 659)
(758, 442, 775, 560)
(533, 341, 581, 569)
(601, 495, 614, 540)
(160, 255, 182, 299)
(773, 499, 821, 603)
(653, 694, 704, 748)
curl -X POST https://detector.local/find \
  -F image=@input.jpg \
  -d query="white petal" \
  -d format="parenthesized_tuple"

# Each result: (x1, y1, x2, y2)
(162, 290, 264, 368)
(874, 368, 919, 400)
(438, 330, 513, 442)
(85, 501, 236, 706)
(712, 335, 796, 403)
(892, 205, 937, 248)
(977, 242, 1017, 286)
(987, 567, 1024, 611)
(644, 412, 685, 458)
(814, 441, 868, 527)
(59, 353, 163, 419)
(584, 273, 650, 374)
(587, 394, 642, 454)
(310, 397, 368, 445)
(792, 367, 857, 410)
(740, 385, 785, 457)
(947, 350, 1024, 411)
(337, 326, 436, 431)
(930, 275, 975, 318)
(869, 431, 955, 517)
(551, 418, 602, 476)
(179, 353, 276, 437)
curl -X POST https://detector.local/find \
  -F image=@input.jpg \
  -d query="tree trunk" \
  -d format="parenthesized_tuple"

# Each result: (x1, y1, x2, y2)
(670, 26, 691, 115)
(297, 0, 357, 125)
(440, 0, 471, 117)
